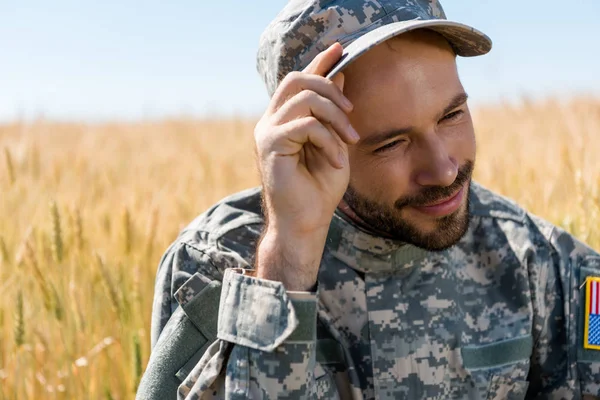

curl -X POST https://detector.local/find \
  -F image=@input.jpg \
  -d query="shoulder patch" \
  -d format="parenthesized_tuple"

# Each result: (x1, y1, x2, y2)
(584, 276, 600, 350)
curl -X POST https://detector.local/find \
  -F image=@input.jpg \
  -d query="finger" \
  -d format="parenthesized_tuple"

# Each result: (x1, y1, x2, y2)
(270, 72, 353, 115)
(328, 72, 354, 146)
(329, 72, 351, 145)
(283, 117, 345, 169)
(273, 90, 359, 144)
(331, 71, 345, 95)
(302, 42, 344, 77)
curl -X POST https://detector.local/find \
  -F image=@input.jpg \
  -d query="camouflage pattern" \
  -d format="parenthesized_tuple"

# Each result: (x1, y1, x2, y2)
(256, 0, 492, 97)
(138, 182, 600, 399)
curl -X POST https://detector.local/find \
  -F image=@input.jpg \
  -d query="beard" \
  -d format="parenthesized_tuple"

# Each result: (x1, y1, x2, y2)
(343, 160, 474, 251)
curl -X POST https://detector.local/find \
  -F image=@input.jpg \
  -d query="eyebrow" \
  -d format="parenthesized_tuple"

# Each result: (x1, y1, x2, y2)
(360, 92, 469, 148)
(440, 92, 469, 119)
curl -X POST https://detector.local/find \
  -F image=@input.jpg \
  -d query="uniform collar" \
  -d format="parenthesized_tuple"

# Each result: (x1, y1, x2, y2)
(326, 209, 431, 275)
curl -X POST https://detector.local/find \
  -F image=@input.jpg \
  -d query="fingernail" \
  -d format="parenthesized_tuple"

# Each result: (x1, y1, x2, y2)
(342, 96, 353, 110)
(338, 150, 346, 167)
(348, 124, 359, 141)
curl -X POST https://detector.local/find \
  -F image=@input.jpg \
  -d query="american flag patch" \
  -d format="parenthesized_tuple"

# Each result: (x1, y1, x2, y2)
(584, 277, 600, 350)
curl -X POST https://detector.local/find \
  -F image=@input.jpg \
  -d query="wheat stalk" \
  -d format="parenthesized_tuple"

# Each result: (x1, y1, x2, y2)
(4, 147, 15, 186)
(50, 200, 64, 263)
(132, 332, 142, 392)
(121, 208, 132, 255)
(144, 208, 158, 260)
(14, 290, 24, 347)
(94, 253, 121, 317)
(15, 226, 33, 268)
(25, 238, 53, 313)
(575, 169, 588, 241)
(0, 235, 8, 266)
(29, 143, 40, 179)
(74, 207, 84, 252)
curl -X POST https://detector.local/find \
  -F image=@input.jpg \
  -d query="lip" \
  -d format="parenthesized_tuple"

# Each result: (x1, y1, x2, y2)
(410, 185, 465, 217)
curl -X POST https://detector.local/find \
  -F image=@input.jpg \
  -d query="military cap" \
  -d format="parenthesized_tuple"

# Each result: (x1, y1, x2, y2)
(257, 0, 492, 96)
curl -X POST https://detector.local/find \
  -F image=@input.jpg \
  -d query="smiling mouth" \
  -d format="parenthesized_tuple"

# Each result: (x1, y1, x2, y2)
(410, 185, 465, 217)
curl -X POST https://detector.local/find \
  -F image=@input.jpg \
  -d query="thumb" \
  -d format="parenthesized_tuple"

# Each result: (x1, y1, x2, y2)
(303, 42, 343, 76)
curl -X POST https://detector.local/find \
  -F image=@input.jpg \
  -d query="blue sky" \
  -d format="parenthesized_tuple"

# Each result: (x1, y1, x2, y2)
(1, 1, 599, 122)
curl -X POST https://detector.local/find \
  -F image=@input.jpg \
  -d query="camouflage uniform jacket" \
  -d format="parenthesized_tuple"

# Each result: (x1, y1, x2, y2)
(137, 182, 600, 399)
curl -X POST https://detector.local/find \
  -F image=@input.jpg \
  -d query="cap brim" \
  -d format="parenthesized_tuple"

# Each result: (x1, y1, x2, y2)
(325, 19, 492, 80)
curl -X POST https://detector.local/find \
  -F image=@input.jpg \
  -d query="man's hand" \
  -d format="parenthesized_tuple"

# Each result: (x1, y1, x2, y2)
(254, 42, 359, 290)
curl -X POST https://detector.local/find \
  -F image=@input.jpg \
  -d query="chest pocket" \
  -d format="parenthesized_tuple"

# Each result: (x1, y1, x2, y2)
(461, 334, 532, 400)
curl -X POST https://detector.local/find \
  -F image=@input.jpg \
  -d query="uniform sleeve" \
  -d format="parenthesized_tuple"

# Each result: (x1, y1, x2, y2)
(149, 241, 177, 348)
(140, 239, 324, 400)
(150, 239, 222, 348)
(178, 269, 321, 399)
(529, 226, 600, 398)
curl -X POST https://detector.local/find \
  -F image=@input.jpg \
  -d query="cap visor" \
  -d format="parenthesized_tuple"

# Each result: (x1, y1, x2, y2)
(325, 19, 492, 80)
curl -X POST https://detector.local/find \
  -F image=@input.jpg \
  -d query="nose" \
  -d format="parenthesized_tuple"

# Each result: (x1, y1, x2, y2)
(413, 134, 458, 187)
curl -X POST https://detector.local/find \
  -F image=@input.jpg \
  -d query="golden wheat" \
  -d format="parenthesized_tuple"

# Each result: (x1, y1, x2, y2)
(49, 200, 64, 264)
(3, 147, 15, 186)
(0, 98, 599, 399)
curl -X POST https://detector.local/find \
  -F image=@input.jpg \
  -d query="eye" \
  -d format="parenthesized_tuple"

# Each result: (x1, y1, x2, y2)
(374, 139, 405, 153)
(441, 109, 464, 122)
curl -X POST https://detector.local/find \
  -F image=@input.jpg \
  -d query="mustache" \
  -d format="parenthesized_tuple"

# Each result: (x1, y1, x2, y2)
(394, 160, 474, 209)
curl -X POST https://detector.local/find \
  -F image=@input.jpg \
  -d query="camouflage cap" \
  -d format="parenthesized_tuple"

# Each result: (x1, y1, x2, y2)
(257, 0, 492, 97)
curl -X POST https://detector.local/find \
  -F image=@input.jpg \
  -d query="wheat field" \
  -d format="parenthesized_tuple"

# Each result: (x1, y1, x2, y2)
(1, 97, 599, 399)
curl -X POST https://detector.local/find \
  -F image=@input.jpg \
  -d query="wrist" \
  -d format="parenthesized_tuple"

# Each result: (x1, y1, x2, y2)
(263, 223, 329, 249)
(265, 215, 332, 240)
(256, 227, 328, 291)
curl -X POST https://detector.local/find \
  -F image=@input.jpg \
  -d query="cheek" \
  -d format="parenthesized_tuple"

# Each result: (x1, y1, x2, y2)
(462, 129, 476, 161)
(348, 152, 412, 200)
(458, 117, 477, 157)
(442, 122, 476, 162)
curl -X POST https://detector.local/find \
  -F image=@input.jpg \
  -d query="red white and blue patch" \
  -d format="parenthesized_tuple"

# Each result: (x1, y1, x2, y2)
(584, 277, 600, 350)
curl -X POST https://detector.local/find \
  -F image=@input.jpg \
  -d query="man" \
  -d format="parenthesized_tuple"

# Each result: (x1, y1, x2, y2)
(137, 0, 600, 399)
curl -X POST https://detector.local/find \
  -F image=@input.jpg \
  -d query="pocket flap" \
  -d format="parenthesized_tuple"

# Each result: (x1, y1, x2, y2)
(175, 273, 222, 342)
(462, 334, 533, 370)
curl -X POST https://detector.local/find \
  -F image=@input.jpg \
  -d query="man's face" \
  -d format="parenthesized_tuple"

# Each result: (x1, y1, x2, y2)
(342, 30, 476, 251)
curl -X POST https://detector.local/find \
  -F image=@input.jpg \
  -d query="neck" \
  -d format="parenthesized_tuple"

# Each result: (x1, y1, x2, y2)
(328, 203, 429, 274)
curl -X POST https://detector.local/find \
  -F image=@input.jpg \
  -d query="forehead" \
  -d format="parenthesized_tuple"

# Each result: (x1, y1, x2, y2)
(342, 30, 462, 121)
